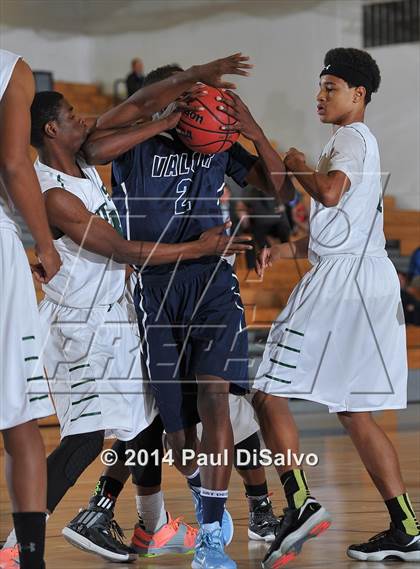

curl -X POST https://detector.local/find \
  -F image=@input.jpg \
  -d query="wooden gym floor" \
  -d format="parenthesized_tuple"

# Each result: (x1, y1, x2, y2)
(1, 404, 419, 569)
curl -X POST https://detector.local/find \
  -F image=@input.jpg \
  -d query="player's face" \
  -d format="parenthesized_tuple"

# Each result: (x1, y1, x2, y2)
(55, 99, 89, 149)
(316, 75, 357, 124)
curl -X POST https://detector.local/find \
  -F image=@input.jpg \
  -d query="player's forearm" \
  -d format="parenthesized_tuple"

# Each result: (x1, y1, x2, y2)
(83, 118, 170, 164)
(292, 166, 338, 207)
(113, 239, 202, 266)
(96, 68, 198, 129)
(253, 133, 295, 202)
(0, 158, 55, 250)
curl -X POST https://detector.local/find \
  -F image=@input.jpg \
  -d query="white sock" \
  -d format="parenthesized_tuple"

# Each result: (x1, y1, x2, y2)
(3, 528, 16, 549)
(136, 492, 167, 534)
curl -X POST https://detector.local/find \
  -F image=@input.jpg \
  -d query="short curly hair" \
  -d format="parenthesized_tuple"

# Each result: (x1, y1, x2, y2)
(324, 48, 381, 104)
(30, 91, 64, 148)
(144, 64, 183, 87)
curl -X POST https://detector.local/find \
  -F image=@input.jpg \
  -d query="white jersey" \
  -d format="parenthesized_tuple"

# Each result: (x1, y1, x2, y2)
(309, 122, 386, 263)
(254, 123, 406, 413)
(0, 49, 21, 232)
(34, 158, 126, 308)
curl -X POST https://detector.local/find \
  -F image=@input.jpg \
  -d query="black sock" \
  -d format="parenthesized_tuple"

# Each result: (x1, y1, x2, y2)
(13, 512, 46, 569)
(280, 469, 311, 510)
(245, 481, 269, 498)
(245, 481, 269, 511)
(385, 494, 420, 536)
(89, 476, 124, 511)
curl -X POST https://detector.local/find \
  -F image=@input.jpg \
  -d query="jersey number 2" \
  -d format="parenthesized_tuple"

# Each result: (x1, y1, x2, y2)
(175, 178, 192, 216)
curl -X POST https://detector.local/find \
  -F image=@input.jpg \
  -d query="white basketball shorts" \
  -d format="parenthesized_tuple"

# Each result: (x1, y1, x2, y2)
(253, 255, 407, 413)
(0, 228, 54, 430)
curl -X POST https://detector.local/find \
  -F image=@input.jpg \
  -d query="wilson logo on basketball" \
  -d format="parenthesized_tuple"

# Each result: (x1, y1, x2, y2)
(184, 110, 203, 124)
(176, 126, 192, 140)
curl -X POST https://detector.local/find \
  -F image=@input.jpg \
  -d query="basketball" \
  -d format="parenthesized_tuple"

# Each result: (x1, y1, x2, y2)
(176, 86, 239, 154)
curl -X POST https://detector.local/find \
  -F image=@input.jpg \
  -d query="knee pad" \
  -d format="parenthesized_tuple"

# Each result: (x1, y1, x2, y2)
(112, 439, 127, 463)
(127, 416, 164, 487)
(47, 430, 104, 513)
(61, 431, 104, 484)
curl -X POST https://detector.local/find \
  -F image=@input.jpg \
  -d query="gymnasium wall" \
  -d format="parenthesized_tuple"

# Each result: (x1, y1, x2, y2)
(0, 25, 94, 83)
(91, 0, 419, 209)
(1, 0, 419, 209)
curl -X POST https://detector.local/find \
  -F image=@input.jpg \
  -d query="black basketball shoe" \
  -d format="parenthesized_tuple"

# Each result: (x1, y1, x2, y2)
(62, 507, 137, 563)
(248, 496, 279, 542)
(261, 498, 331, 568)
(347, 524, 420, 562)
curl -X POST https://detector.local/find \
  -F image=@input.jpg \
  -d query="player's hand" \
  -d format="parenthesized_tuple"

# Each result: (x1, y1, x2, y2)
(255, 247, 272, 277)
(31, 244, 62, 284)
(173, 84, 207, 113)
(193, 53, 252, 89)
(216, 91, 263, 142)
(198, 221, 253, 257)
(284, 147, 306, 172)
(255, 245, 283, 277)
(163, 110, 182, 130)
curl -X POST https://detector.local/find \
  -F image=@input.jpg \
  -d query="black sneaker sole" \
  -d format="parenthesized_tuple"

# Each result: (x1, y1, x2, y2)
(62, 527, 137, 563)
(261, 507, 332, 568)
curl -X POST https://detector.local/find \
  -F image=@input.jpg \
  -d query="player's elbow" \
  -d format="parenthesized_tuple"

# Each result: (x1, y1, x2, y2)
(0, 155, 29, 184)
(319, 186, 341, 208)
(81, 141, 109, 166)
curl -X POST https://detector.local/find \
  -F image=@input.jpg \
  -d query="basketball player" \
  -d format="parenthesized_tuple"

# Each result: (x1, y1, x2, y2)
(253, 48, 420, 566)
(0, 51, 254, 567)
(0, 49, 61, 569)
(81, 64, 295, 569)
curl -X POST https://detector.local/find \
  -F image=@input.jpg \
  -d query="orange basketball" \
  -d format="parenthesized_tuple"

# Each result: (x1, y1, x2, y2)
(176, 86, 239, 154)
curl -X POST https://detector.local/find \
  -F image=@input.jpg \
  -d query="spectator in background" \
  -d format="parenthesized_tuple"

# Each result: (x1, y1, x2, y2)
(408, 246, 420, 282)
(408, 275, 420, 302)
(398, 271, 420, 326)
(233, 184, 291, 269)
(126, 58, 145, 97)
(242, 185, 291, 245)
(288, 180, 309, 234)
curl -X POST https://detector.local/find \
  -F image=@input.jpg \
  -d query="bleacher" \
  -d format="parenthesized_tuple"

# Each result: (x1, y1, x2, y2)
(54, 81, 114, 115)
(24, 82, 419, 373)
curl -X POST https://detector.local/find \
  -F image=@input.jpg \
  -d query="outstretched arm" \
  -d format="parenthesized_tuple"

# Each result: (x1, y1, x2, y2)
(96, 53, 252, 130)
(218, 91, 295, 203)
(0, 59, 61, 283)
(82, 113, 181, 165)
(43, 189, 252, 266)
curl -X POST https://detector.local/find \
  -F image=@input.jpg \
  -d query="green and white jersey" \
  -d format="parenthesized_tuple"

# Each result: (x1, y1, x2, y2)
(309, 122, 386, 262)
(34, 157, 125, 308)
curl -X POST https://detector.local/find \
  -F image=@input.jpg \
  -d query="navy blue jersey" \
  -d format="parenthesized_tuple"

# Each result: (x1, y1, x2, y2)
(111, 133, 257, 276)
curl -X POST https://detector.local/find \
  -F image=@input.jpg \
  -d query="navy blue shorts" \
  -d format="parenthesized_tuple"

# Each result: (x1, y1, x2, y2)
(134, 260, 249, 433)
